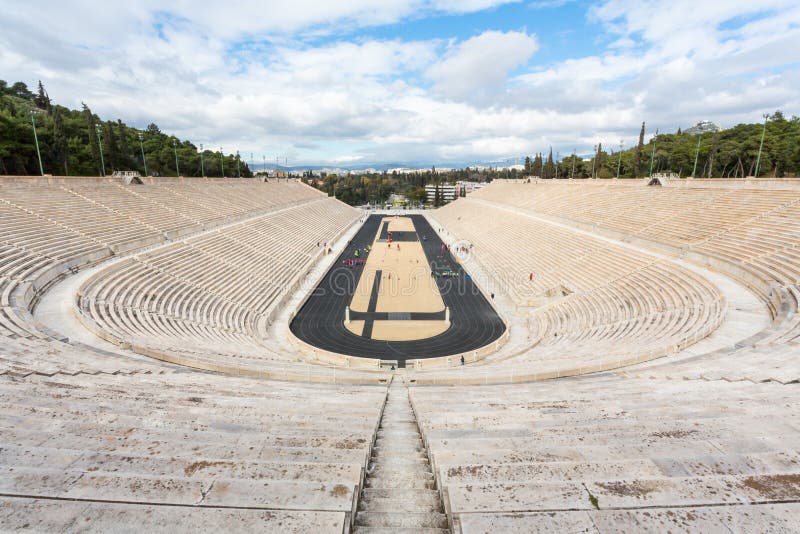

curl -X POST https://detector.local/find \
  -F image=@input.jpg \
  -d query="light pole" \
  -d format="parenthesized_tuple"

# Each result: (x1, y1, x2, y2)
(220, 147, 224, 177)
(649, 129, 659, 177)
(30, 111, 44, 176)
(138, 132, 148, 176)
(691, 134, 702, 178)
(591, 144, 597, 179)
(95, 124, 106, 176)
(236, 150, 241, 178)
(617, 140, 623, 178)
(199, 143, 205, 177)
(262, 155, 266, 175)
(754, 113, 769, 177)
(172, 139, 180, 177)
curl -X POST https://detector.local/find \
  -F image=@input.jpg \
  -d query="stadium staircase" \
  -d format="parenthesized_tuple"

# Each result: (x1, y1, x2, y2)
(355, 378, 449, 532)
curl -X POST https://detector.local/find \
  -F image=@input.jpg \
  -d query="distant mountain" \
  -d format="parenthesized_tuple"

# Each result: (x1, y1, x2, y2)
(259, 159, 525, 173)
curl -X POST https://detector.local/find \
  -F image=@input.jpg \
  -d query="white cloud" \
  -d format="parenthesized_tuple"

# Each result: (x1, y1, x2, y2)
(272, 40, 439, 84)
(426, 30, 539, 99)
(0, 0, 798, 165)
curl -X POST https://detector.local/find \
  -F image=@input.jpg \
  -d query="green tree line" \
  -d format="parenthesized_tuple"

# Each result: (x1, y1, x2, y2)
(523, 114, 800, 179)
(0, 80, 252, 177)
(305, 166, 513, 206)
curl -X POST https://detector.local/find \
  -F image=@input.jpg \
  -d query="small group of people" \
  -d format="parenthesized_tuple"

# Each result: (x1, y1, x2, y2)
(353, 245, 371, 258)
(431, 270, 459, 278)
(342, 258, 367, 268)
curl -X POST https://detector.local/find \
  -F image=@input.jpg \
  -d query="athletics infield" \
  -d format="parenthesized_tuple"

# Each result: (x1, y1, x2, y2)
(289, 214, 505, 365)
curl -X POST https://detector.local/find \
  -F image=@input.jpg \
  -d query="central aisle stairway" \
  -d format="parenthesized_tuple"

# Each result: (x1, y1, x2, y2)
(354, 378, 449, 533)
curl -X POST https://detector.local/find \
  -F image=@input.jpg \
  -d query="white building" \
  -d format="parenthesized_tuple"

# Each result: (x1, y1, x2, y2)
(684, 120, 722, 135)
(425, 184, 456, 204)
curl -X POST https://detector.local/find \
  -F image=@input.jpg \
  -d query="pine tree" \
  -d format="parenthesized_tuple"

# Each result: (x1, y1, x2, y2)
(524, 156, 532, 175)
(635, 122, 645, 177)
(10, 81, 33, 99)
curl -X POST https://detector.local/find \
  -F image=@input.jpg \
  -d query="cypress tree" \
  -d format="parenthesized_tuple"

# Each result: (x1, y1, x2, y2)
(116, 120, 132, 169)
(52, 108, 68, 175)
(635, 122, 645, 176)
(34, 80, 51, 111)
(82, 103, 102, 175)
(708, 133, 719, 178)
(597, 142, 603, 168)
(532, 153, 543, 177)
(104, 120, 122, 172)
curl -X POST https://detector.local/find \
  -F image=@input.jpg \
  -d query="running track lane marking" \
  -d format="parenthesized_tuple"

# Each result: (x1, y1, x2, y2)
(361, 269, 382, 339)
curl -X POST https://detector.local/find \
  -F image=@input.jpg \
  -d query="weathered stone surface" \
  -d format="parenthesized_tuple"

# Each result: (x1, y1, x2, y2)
(591, 503, 800, 533)
(0, 497, 348, 533)
(449, 481, 592, 513)
(458, 511, 596, 533)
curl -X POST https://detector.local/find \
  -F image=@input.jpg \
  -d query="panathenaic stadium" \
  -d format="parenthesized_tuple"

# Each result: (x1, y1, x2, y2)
(1, 174, 799, 533)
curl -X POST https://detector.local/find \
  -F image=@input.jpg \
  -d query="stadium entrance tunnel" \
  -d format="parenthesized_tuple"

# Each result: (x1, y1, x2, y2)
(290, 214, 506, 367)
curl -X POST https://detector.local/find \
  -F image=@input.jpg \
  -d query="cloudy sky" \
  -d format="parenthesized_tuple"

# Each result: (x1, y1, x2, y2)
(2, 1, 799, 166)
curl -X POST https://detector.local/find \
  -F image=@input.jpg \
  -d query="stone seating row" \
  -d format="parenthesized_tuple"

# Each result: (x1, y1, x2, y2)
(0, 179, 332, 344)
(618, 341, 800, 384)
(475, 181, 800, 249)
(76, 198, 361, 375)
(0, 498, 353, 533)
(408, 374, 800, 530)
(536, 262, 721, 345)
(0, 370, 386, 531)
(455, 504, 800, 532)
(434, 200, 723, 374)
(81, 201, 353, 343)
(469, 180, 800, 347)
(0, 180, 325, 251)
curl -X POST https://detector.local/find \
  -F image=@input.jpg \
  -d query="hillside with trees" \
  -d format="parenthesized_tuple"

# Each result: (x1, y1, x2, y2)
(532, 114, 800, 179)
(0, 80, 251, 177)
(4, 79, 798, 190)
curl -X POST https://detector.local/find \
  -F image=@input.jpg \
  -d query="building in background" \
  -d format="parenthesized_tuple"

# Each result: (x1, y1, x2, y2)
(425, 183, 456, 204)
(684, 120, 722, 135)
